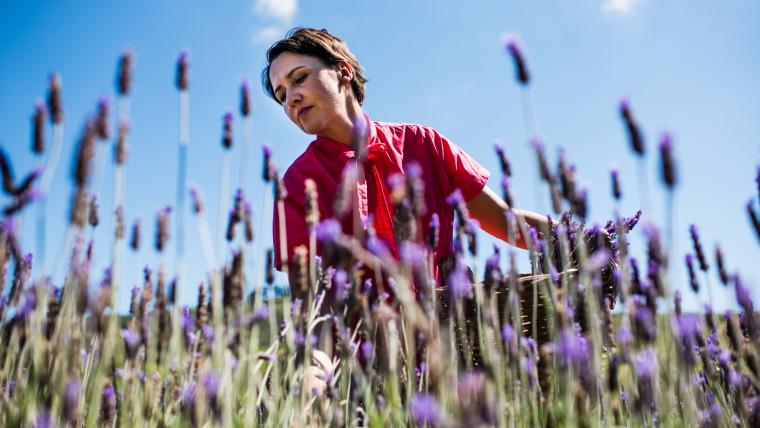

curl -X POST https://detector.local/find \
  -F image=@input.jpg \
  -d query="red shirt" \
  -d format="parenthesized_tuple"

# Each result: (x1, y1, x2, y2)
(273, 116, 490, 282)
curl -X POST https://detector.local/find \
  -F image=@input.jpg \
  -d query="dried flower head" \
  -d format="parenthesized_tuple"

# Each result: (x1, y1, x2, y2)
(240, 78, 251, 117)
(155, 206, 171, 252)
(32, 101, 46, 154)
(47, 72, 63, 124)
(304, 178, 320, 227)
(116, 48, 134, 96)
(95, 96, 110, 140)
(175, 50, 190, 91)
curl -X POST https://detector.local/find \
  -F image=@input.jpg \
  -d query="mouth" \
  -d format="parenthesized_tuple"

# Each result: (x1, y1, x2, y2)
(297, 106, 312, 119)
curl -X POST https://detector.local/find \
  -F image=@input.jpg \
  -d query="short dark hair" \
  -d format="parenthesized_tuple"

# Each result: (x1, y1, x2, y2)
(262, 28, 367, 105)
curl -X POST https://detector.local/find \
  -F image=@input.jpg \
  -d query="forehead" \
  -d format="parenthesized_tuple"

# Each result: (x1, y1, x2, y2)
(269, 52, 327, 89)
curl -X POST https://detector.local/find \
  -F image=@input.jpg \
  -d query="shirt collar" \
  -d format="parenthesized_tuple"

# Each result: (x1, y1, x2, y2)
(313, 112, 378, 157)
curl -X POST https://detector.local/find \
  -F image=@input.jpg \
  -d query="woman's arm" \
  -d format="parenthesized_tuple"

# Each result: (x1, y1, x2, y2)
(466, 186, 548, 250)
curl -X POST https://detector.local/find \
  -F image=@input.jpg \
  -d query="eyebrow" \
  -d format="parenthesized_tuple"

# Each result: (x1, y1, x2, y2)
(273, 65, 307, 100)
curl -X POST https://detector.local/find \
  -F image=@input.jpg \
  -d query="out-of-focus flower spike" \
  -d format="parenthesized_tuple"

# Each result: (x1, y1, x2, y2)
(502, 33, 530, 86)
(689, 224, 709, 271)
(493, 141, 511, 177)
(685, 254, 699, 293)
(619, 97, 644, 156)
(747, 200, 760, 244)
(116, 48, 134, 96)
(175, 50, 190, 91)
(610, 164, 622, 201)
(32, 101, 46, 154)
(240, 78, 251, 117)
(47, 72, 63, 124)
(95, 96, 110, 140)
(715, 244, 729, 286)
(221, 111, 233, 149)
(658, 132, 677, 189)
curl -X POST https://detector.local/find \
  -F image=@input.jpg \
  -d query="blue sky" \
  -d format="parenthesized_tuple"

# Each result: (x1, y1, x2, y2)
(0, 0, 758, 312)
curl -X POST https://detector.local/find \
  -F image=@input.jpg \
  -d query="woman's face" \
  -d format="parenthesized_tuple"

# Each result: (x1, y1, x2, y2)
(269, 52, 351, 137)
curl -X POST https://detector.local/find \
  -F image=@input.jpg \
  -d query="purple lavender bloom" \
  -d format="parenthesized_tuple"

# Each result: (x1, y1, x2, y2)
(748, 200, 760, 243)
(685, 254, 699, 293)
(502, 33, 530, 85)
(501, 324, 515, 344)
(428, 213, 440, 249)
(47, 72, 63, 124)
(410, 393, 441, 426)
(555, 327, 589, 367)
(201, 371, 220, 400)
(33, 410, 53, 428)
(610, 164, 622, 200)
(361, 341, 374, 360)
(201, 324, 215, 343)
(733, 274, 754, 313)
(240, 78, 251, 117)
(688, 224, 709, 271)
(116, 48, 133, 96)
(333, 269, 350, 302)
(445, 189, 464, 207)
(633, 348, 657, 379)
(63, 378, 81, 422)
(530, 138, 551, 182)
(32, 100, 46, 154)
(17, 288, 37, 320)
(102, 384, 116, 419)
(619, 97, 645, 156)
(121, 329, 140, 359)
(175, 50, 190, 90)
(658, 132, 677, 189)
(448, 259, 472, 299)
(180, 381, 196, 408)
(500, 176, 514, 208)
(221, 111, 233, 149)
(315, 218, 342, 243)
(400, 241, 425, 266)
(493, 142, 512, 177)
(252, 305, 269, 322)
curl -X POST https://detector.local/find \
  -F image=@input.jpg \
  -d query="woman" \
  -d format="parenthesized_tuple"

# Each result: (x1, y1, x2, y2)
(263, 28, 548, 293)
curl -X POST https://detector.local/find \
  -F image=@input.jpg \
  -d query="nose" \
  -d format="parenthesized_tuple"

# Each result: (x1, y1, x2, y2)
(286, 89, 301, 110)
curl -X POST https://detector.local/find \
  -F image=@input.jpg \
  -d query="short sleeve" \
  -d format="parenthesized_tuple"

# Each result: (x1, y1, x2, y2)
(426, 127, 490, 202)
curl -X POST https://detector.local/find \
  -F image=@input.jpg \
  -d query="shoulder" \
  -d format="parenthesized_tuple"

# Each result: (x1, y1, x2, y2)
(373, 121, 443, 148)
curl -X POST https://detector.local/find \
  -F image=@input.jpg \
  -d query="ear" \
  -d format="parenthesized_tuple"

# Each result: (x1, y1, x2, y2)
(336, 61, 354, 83)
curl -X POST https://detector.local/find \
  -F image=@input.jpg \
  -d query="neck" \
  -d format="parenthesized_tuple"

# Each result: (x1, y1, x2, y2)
(319, 98, 364, 145)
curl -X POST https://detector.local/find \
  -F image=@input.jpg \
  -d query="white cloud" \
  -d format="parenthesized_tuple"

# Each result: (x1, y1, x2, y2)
(254, 0, 297, 21)
(253, 25, 284, 44)
(602, 0, 643, 15)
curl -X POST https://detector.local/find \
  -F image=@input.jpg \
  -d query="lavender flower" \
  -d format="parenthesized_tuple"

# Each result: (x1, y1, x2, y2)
(502, 34, 530, 85)
(748, 200, 760, 243)
(448, 258, 472, 300)
(34, 410, 53, 428)
(428, 213, 440, 249)
(63, 378, 81, 423)
(530, 138, 550, 182)
(658, 132, 677, 189)
(189, 185, 204, 214)
(116, 48, 134, 96)
(47, 72, 63, 124)
(410, 393, 441, 426)
(619, 97, 644, 156)
(240, 78, 251, 117)
(114, 119, 129, 165)
(493, 142, 511, 176)
(688, 224, 709, 271)
(315, 218, 342, 243)
(32, 101, 46, 154)
(733, 274, 753, 313)
(121, 328, 140, 359)
(221, 111, 233, 149)
(685, 254, 699, 293)
(155, 206, 171, 252)
(500, 176, 514, 208)
(262, 144, 273, 182)
(555, 326, 590, 367)
(715, 244, 729, 286)
(101, 383, 117, 423)
(95, 96, 110, 139)
(610, 164, 622, 200)
(175, 50, 189, 91)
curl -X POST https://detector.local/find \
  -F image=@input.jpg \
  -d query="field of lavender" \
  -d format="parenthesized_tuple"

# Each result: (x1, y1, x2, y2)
(0, 34, 759, 428)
